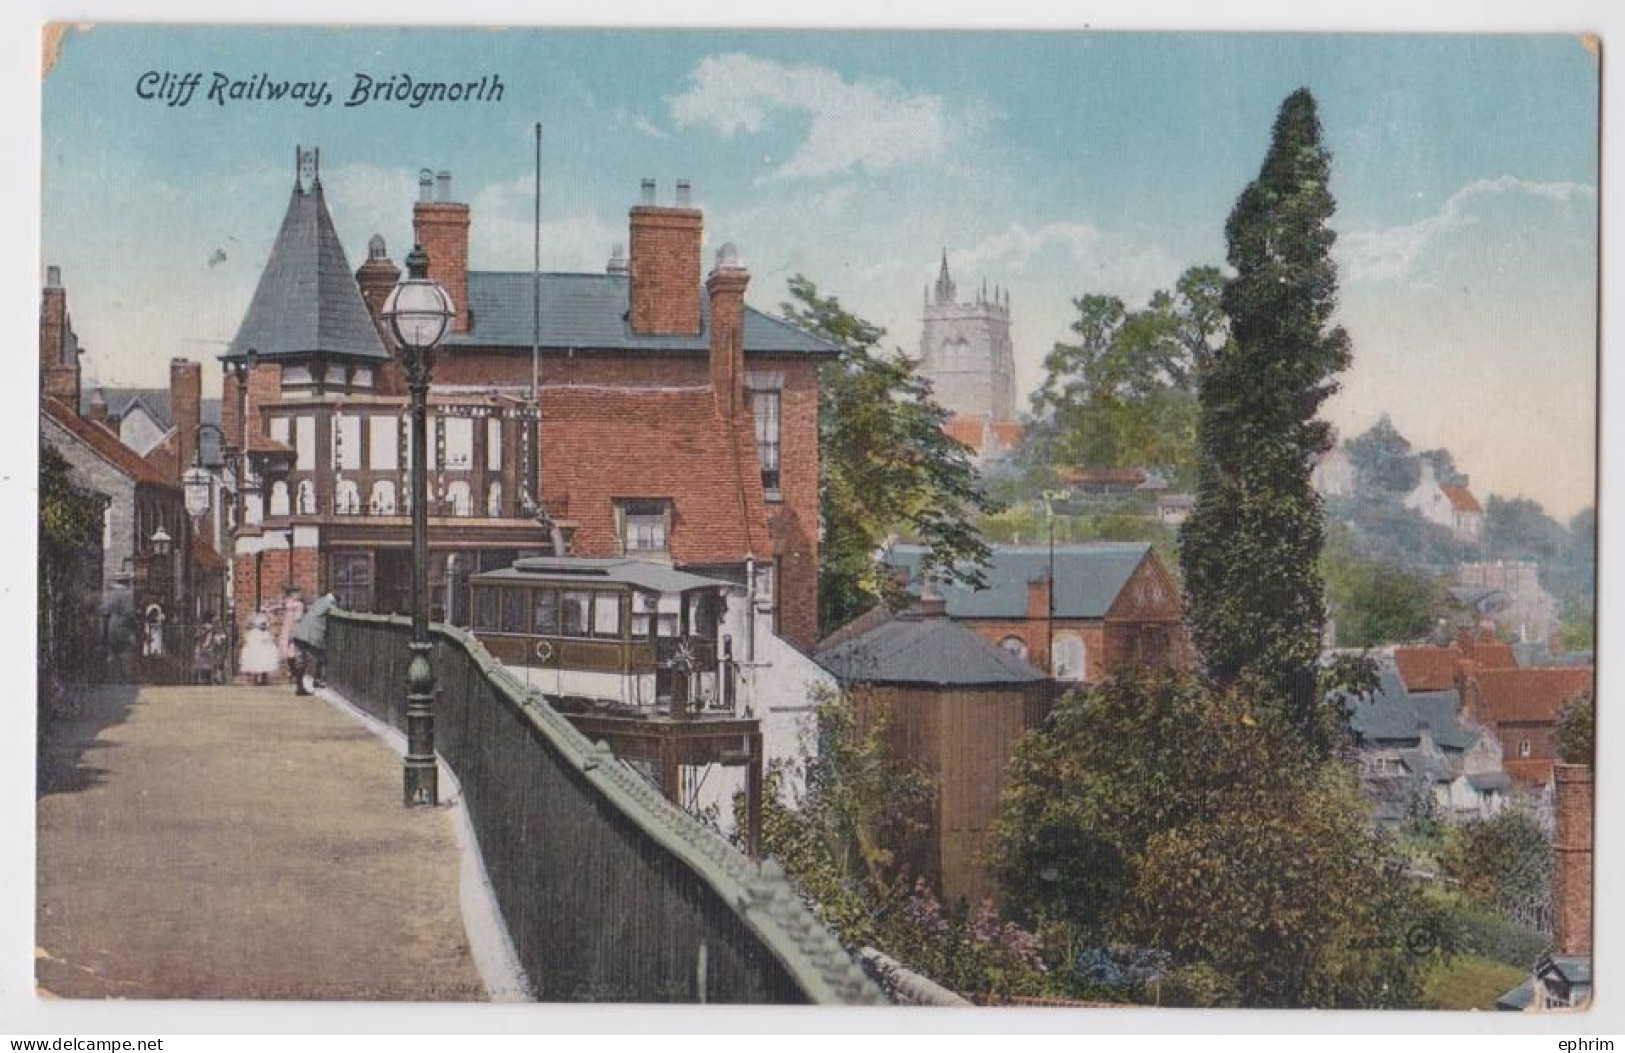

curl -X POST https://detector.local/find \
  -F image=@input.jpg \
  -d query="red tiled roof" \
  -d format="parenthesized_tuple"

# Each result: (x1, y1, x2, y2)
(1393, 645, 1467, 692)
(942, 415, 986, 449)
(41, 397, 177, 489)
(1473, 667, 1593, 726)
(1460, 637, 1519, 670)
(989, 421, 1024, 449)
(540, 385, 770, 566)
(1441, 484, 1482, 514)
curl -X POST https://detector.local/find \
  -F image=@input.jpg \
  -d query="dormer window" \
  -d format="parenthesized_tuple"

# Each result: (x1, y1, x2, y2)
(617, 498, 671, 554)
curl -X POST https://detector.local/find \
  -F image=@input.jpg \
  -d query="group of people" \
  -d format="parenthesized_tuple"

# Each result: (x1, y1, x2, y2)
(237, 586, 335, 695)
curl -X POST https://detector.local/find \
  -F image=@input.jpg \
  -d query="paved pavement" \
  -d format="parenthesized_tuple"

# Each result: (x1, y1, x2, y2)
(36, 683, 488, 1001)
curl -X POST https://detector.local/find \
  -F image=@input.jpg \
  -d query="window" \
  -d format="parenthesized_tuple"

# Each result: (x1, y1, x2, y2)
(753, 563, 775, 609)
(500, 588, 528, 633)
(594, 592, 622, 638)
(369, 416, 398, 471)
(532, 588, 559, 635)
(296, 480, 316, 515)
(445, 480, 472, 516)
(295, 417, 316, 471)
(369, 480, 396, 515)
(472, 587, 499, 631)
(269, 480, 290, 517)
(486, 481, 503, 518)
(487, 418, 502, 471)
(282, 365, 313, 386)
(688, 592, 719, 640)
(752, 389, 782, 497)
(561, 591, 592, 637)
(631, 591, 655, 638)
(330, 553, 371, 613)
(335, 479, 361, 514)
(656, 593, 681, 638)
(352, 366, 374, 389)
(270, 416, 291, 446)
(1000, 635, 1029, 661)
(1519, 739, 1532, 758)
(443, 417, 474, 470)
(619, 499, 670, 553)
(333, 414, 362, 470)
(1053, 633, 1087, 682)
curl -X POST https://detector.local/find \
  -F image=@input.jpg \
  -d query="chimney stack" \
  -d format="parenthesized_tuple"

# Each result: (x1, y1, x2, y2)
(39, 265, 81, 409)
(1553, 763, 1594, 956)
(413, 168, 471, 333)
(628, 178, 703, 336)
(675, 178, 692, 208)
(705, 242, 749, 420)
(169, 358, 203, 481)
(86, 388, 109, 426)
(919, 573, 948, 618)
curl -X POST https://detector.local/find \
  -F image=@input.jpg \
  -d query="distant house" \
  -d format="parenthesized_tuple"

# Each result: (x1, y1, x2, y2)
(881, 542, 1188, 684)
(1347, 665, 1509, 826)
(1403, 460, 1483, 544)
(1311, 444, 1356, 498)
(1055, 466, 1164, 497)
(81, 384, 225, 470)
(1459, 665, 1593, 791)
(816, 594, 1049, 906)
(1155, 493, 1195, 526)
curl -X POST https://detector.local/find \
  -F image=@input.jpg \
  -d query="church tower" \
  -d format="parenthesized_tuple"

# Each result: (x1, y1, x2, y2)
(918, 251, 1017, 424)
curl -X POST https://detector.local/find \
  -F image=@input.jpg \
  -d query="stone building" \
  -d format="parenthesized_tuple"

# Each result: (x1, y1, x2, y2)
(918, 252, 1020, 461)
(222, 150, 835, 656)
(1457, 560, 1561, 645)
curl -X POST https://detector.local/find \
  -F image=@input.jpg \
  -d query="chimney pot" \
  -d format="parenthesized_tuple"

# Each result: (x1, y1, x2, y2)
(436, 170, 453, 202)
(676, 179, 692, 208)
(606, 243, 628, 275)
(640, 178, 656, 205)
(418, 169, 434, 202)
(45, 265, 61, 288)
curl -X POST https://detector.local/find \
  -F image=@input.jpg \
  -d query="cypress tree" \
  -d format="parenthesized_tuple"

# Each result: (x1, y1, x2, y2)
(1178, 88, 1351, 725)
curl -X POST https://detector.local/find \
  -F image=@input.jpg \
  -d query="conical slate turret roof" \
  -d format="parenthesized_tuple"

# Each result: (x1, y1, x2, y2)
(225, 148, 389, 362)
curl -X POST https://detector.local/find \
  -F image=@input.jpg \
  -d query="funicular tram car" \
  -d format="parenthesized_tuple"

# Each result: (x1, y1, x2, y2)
(464, 555, 766, 851)
(465, 556, 737, 714)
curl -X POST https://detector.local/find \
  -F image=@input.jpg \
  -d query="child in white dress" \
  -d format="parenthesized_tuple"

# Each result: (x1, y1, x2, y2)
(240, 613, 281, 686)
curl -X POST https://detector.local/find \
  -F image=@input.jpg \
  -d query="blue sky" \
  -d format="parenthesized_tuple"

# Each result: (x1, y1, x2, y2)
(42, 26, 1599, 517)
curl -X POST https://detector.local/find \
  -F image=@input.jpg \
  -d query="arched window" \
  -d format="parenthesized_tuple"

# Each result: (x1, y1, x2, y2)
(369, 480, 396, 515)
(269, 480, 290, 517)
(445, 480, 472, 516)
(296, 480, 316, 515)
(1052, 633, 1087, 682)
(334, 479, 361, 515)
(999, 635, 1029, 661)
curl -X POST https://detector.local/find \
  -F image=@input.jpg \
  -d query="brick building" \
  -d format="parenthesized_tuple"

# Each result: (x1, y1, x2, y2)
(881, 542, 1188, 683)
(223, 150, 834, 655)
(1459, 665, 1592, 790)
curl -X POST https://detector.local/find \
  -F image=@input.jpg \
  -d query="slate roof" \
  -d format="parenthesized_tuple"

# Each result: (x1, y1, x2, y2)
(80, 388, 225, 463)
(1347, 668, 1478, 751)
(442, 271, 837, 357)
(225, 178, 389, 363)
(815, 611, 1046, 686)
(884, 542, 1152, 620)
(41, 398, 177, 489)
(539, 385, 769, 567)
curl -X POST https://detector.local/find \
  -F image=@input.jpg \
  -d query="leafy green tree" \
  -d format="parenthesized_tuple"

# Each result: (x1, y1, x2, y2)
(1322, 525, 1444, 647)
(782, 276, 999, 634)
(990, 671, 1436, 1007)
(38, 444, 106, 716)
(1346, 415, 1421, 493)
(1441, 809, 1554, 926)
(1031, 267, 1224, 488)
(1178, 88, 1352, 726)
(1555, 691, 1594, 764)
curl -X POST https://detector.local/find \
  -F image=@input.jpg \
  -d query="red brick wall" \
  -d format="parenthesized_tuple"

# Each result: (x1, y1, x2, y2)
(628, 206, 702, 335)
(1553, 763, 1594, 955)
(246, 363, 283, 439)
(221, 372, 241, 450)
(770, 359, 821, 650)
(706, 264, 749, 421)
(356, 256, 403, 393)
(232, 547, 321, 620)
(413, 202, 471, 333)
(169, 358, 202, 482)
(40, 285, 79, 407)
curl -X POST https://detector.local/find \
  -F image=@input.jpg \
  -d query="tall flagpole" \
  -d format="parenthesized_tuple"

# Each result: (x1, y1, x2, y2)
(531, 121, 543, 516)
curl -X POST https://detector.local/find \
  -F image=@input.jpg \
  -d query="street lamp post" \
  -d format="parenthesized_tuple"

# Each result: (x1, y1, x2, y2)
(184, 421, 231, 630)
(222, 349, 258, 680)
(382, 244, 454, 808)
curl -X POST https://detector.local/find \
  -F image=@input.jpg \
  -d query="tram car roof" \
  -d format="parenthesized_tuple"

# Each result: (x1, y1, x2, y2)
(471, 556, 737, 596)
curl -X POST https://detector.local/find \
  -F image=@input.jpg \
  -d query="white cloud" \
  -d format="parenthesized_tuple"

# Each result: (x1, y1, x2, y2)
(1338, 176, 1596, 285)
(613, 105, 669, 139)
(668, 53, 950, 180)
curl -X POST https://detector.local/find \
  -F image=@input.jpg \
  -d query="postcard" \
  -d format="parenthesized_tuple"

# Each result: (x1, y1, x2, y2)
(34, 24, 1599, 1013)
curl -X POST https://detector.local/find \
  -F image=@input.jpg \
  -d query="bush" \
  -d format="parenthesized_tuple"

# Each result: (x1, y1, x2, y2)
(1442, 904, 1551, 969)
